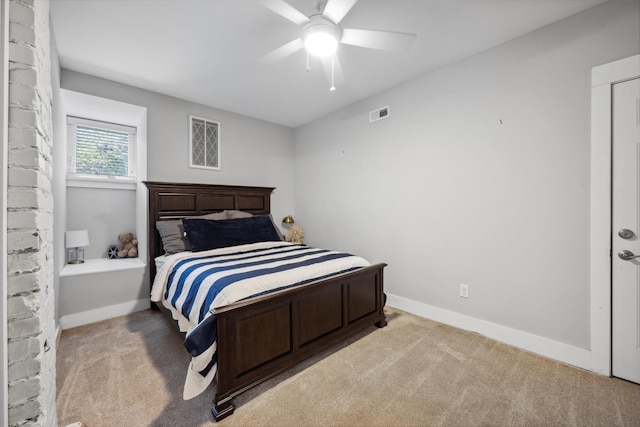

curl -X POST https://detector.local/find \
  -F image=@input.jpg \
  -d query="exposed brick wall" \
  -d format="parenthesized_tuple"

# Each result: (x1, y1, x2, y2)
(6, 0, 56, 426)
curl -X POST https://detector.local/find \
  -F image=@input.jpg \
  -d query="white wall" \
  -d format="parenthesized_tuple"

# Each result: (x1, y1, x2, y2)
(60, 70, 296, 230)
(293, 1, 640, 352)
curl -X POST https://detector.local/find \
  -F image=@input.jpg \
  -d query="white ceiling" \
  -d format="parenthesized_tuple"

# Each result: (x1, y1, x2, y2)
(50, 0, 606, 128)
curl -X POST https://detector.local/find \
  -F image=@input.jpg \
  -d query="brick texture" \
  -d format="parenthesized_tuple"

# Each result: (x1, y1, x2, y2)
(6, 0, 57, 425)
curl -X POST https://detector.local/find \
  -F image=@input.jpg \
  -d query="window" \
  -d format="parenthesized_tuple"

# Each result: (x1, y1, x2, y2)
(189, 115, 220, 170)
(67, 116, 137, 183)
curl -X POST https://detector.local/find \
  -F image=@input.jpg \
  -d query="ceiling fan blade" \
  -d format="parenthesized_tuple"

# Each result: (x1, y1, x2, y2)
(259, 38, 305, 65)
(260, 0, 310, 26)
(321, 55, 345, 88)
(322, 0, 359, 24)
(341, 28, 416, 51)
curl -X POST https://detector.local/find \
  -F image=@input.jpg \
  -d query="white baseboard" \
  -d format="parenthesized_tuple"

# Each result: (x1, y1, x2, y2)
(386, 294, 593, 373)
(59, 299, 150, 330)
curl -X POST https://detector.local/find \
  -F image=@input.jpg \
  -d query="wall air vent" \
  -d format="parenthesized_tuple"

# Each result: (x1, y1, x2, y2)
(369, 106, 390, 123)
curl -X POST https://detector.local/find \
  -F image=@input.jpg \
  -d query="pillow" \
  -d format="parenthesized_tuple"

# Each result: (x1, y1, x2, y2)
(156, 211, 229, 254)
(156, 220, 190, 254)
(224, 210, 283, 241)
(200, 211, 229, 221)
(268, 214, 284, 241)
(226, 210, 253, 219)
(182, 214, 282, 252)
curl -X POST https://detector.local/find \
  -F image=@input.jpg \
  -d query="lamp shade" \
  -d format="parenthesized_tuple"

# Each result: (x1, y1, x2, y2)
(303, 16, 340, 58)
(65, 230, 90, 248)
(282, 215, 295, 224)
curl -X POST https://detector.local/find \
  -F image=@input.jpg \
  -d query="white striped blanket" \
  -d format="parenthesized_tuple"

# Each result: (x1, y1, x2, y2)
(150, 241, 370, 399)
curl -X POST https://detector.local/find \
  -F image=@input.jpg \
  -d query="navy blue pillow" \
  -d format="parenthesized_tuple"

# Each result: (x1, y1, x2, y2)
(182, 215, 282, 252)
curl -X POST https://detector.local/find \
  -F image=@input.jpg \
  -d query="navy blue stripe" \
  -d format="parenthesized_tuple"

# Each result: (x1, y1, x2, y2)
(241, 267, 362, 300)
(167, 245, 303, 302)
(183, 312, 217, 357)
(166, 245, 308, 305)
(178, 248, 330, 319)
(197, 252, 353, 322)
(198, 352, 217, 377)
(177, 248, 325, 315)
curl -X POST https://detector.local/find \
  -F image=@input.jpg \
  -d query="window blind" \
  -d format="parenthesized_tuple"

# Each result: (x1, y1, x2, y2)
(67, 116, 137, 181)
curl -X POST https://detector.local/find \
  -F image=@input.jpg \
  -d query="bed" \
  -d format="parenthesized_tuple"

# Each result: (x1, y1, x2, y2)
(144, 181, 387, 421)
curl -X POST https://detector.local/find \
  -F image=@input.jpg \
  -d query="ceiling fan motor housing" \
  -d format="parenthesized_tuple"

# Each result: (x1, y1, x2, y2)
(303, 15, 341, 57)
(312, 0, 328, 13)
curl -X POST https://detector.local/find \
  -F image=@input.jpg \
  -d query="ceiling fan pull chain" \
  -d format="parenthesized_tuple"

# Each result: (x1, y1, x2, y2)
(330, 55, 336, 91)
(306, 51, 311, 72)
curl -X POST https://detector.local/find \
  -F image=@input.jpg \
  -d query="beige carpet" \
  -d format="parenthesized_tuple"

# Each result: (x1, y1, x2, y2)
(56, 307, 640, 427)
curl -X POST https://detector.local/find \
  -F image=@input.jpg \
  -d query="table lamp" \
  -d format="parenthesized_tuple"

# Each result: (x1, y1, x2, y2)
(282, 215, 294, 225)
(65, 230, 90, 264)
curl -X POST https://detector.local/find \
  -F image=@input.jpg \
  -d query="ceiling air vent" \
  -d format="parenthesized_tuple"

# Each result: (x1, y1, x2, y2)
(369, 106, 390, 123)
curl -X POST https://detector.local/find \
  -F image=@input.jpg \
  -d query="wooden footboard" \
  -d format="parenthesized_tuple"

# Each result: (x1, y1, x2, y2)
(212, 263, 387, 421)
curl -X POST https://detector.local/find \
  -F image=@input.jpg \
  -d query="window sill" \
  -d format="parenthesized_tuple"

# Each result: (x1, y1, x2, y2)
(67, 177, 136, 190)
(60, 257, 145, 277)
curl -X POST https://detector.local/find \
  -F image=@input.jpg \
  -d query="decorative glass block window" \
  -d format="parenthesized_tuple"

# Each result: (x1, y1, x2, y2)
(67, 116, 137, 182)
(189, 115, 220, 170)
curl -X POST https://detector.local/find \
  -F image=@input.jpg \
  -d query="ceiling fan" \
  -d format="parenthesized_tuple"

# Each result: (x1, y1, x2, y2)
(260, 0, 417, 91)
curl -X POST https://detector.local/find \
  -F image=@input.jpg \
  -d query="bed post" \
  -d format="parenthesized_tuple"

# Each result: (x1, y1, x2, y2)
(211, 398, 235, 421)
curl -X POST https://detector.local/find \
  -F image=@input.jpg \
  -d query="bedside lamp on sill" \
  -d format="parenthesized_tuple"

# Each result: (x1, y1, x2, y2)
(65, 230, 90, 264)
(282, 215, 295, 225)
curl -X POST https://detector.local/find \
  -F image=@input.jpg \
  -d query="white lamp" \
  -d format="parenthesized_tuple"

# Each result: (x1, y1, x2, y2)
(65, 230, 90, 264)
(303, 15, 340, 57)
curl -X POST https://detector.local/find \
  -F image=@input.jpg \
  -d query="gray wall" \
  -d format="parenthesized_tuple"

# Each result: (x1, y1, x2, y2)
(293, 1, 640, 350)
(66, 187, 137, 259)
(60, 70, 296, 230)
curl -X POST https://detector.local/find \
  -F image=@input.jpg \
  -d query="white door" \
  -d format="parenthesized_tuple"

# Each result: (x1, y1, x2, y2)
(612, 76, 640, 384)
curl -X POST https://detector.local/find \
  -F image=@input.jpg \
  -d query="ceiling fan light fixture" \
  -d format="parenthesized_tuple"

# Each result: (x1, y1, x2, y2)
(305, 31, 337, 57)
(303, 16, 340, 57)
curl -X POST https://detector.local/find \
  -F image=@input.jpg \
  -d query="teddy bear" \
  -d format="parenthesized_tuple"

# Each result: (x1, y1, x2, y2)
(118, 232, 138, 258)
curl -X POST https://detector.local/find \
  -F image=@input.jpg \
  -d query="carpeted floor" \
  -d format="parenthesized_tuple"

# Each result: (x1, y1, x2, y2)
(56, 307, 640, 427)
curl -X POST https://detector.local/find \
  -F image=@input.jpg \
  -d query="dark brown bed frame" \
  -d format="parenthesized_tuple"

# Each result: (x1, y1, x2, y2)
(144, 181, 387, 421)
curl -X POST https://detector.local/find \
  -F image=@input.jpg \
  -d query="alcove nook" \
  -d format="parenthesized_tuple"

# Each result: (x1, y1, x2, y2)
(54, 89, 149, 329)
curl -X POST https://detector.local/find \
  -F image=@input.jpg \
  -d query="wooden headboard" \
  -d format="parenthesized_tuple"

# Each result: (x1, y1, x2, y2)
(144, 181, 275, 281)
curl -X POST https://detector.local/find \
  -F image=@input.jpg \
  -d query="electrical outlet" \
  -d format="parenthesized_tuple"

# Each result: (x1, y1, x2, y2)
(459, 284, 469, 298)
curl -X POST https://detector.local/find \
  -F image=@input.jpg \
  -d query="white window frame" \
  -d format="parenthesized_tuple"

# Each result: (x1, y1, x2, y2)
(189, 115, 220, 170)
(66, 116, 137, 190)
